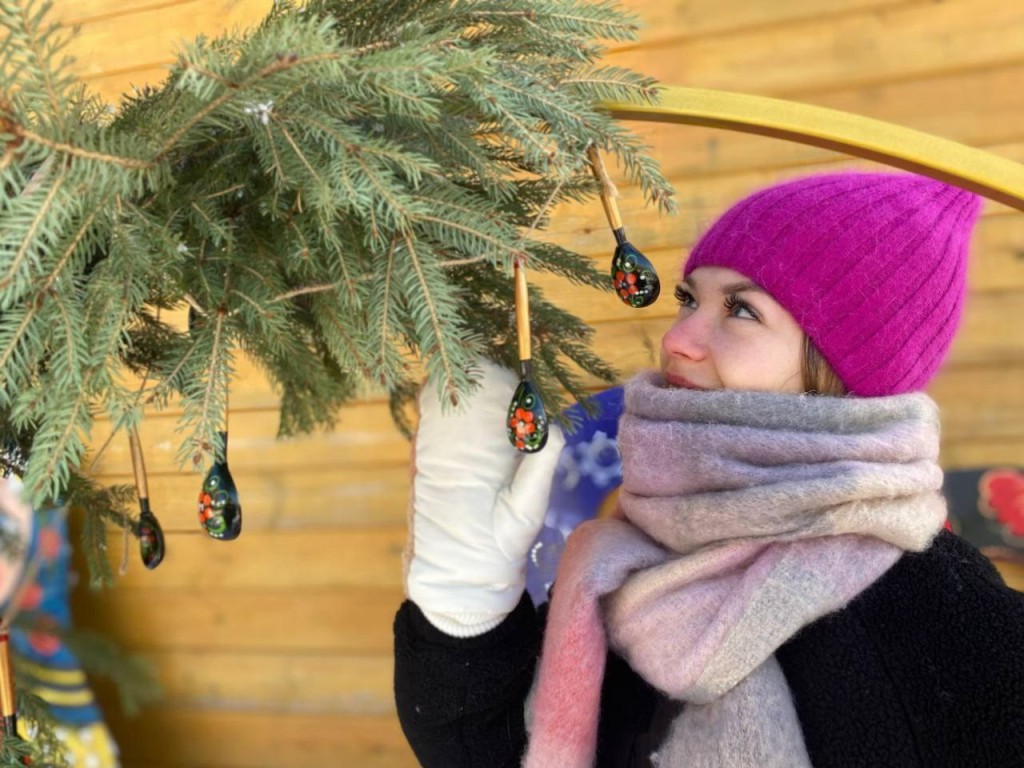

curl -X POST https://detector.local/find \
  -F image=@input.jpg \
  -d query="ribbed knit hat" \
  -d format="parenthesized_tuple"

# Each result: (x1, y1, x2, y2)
(684, 172, 982, 397)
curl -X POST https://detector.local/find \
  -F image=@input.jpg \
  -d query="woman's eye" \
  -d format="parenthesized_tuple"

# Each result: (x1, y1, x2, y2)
(724, 295, 759, 321)
(674, 285, 696, 308)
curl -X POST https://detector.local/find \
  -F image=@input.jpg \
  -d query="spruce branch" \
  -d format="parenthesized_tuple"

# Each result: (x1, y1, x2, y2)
(401, 230, 464, 405)
(1, 0, 674, 504)
(371, 234, 403, 386)
(180, 305, 232, 468)
(312, 208, 361, 305)
(155, 52, 323, 160)
(14, 125, 152, 169)
(2, 0, 72, 134)
(23, 379, 92, 501)
(1, 169, 65, 293)
(59, 629, 161, 716)
(36, 206, 99, 295)
(0, 306, 43, 404)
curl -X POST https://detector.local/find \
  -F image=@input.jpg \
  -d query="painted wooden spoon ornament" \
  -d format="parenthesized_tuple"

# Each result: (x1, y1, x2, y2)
(187, 307, 242, 540)
(198, 430, 242, 541)
(586, 146, 661, 308)
(507, 255, 549, 453)
(128, 427, 165, 570)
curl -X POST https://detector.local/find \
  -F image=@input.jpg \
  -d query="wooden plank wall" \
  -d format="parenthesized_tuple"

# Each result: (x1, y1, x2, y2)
(48, 0, 1024, 766)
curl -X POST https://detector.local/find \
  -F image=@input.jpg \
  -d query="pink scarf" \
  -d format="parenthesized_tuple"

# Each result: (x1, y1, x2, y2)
(524, 371, 945, 767)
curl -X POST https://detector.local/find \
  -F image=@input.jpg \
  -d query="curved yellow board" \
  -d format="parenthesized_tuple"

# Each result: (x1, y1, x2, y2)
(606, 86, 1024, 212)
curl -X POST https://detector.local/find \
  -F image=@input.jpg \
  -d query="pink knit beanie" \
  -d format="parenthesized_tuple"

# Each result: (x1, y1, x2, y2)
(684, 172, 982, 397)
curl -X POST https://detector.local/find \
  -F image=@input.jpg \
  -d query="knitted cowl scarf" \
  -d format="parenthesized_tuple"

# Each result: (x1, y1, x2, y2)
(524, 370, 946, 768)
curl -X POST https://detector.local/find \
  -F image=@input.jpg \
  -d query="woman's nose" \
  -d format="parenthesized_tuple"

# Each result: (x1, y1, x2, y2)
(661, 312, 709, 361)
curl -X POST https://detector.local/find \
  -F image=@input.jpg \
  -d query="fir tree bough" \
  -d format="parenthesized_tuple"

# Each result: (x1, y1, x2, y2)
(0, 0, 675, 507)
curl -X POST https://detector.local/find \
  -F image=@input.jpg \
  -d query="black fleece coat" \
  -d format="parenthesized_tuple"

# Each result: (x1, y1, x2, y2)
(394, 531, 1024, 767)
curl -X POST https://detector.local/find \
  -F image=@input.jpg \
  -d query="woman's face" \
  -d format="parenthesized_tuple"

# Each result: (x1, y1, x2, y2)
(660, 266, 805, 393)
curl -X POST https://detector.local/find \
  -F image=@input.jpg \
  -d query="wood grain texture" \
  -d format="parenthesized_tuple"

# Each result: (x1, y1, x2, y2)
(633, 63, 1024, 183)
(54, 0, 273, 78)
(92, 465, 412, 530)
(102, 708, 417, 768)
(610, 0, 1024, 98)
(104, 527, 406, 588)
(75, 585, 402, 653)
(144, 649, 396, 714)
(618, 0, 924, 45)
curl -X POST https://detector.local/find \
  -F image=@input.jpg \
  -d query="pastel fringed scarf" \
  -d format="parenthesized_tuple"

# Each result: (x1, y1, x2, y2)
(524, 371, 946, 768)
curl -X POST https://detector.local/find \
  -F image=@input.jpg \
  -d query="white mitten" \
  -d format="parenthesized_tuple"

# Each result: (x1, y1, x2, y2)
(405, 361, 564, 637)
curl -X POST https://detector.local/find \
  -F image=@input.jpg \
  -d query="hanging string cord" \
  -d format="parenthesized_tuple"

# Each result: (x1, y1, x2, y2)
(87, 305, 162, 473)
(120, 502, 130, 576)
(84, 304, 163, 576)
(527, 176, 569, 237)
(586, 144, 620, 201)
(125, 427, 150, 576)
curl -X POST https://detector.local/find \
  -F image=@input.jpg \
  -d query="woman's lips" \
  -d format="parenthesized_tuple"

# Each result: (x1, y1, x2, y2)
(663, 371, 708, 390)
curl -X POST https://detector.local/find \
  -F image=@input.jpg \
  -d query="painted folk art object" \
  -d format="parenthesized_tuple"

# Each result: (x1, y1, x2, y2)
(198, 431, 243, 541)
(187, 309, 243, 540)
(507, 255, 550, 453)
(506, 146, 660, 450)
(586, 146, 661, 309)
(128, 427, 165, 570)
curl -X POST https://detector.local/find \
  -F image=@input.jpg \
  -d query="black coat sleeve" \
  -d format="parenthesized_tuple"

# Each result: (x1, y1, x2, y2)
(394, 593, 542, 768)
(779, 531, 1024, 768)
(870, 532, 1024, 768)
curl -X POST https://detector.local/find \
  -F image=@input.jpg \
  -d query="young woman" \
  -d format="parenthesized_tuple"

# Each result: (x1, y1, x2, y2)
(395, 172, 1024, 767)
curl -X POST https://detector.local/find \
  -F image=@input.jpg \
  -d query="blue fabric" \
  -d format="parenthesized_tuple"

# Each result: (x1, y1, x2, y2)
(7, 506, 105, 726)
(526, 387, 624, 604)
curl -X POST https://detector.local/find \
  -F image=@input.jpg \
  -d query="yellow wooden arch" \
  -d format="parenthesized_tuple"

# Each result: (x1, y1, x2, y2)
(606, 86, 1024, 213)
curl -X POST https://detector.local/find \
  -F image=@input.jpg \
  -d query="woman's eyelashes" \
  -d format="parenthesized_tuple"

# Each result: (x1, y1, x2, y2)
(673, 284, 761, 321)
(674, 285, 696, 308)
(723, 294, 759, 321)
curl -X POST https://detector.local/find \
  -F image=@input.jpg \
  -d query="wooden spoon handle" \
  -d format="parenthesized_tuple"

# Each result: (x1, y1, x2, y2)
(128, 427, 149, 502)
(514, 256, 531, 362)
(586, 146, 624, 232)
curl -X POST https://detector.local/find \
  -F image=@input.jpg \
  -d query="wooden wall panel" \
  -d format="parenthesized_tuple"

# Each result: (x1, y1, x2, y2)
(616, 0, 921, 45)
(94, 466, 412, 530)
(78, 587, 402, 653)
(102, 528, 407, 589)
(54, 1, 273, 101)
(43, 1, 1024, 766)
(610, 66, 1024, 188)
(612, 0, 1024, 97)
(100, 709, 412, 768)
(148, 650, 395, 713)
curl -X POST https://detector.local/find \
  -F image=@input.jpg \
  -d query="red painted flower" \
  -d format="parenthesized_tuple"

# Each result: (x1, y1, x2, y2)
(38, 528, 61, 561)
(980, 469, 1024, 537)
(18, 583, 42, 611)
(27, 620, 60, 656)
